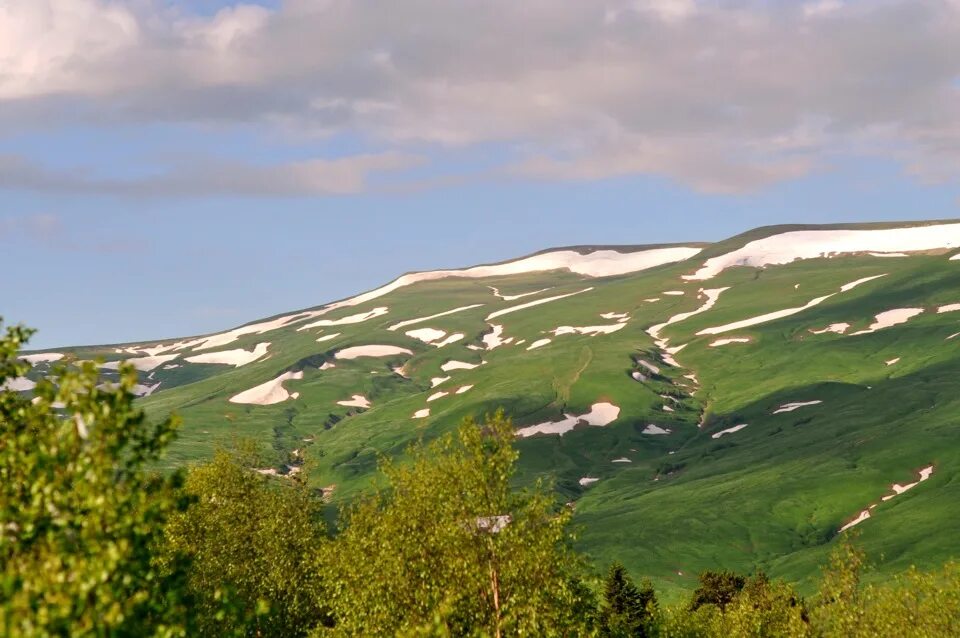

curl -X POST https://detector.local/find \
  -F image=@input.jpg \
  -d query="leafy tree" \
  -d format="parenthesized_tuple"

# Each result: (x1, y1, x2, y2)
(320, 410, 593, 637)
(689, 570, 748, 611)
(159, 445, 332, 637)
(0, 322, 190, 636)
(599, 562, 656, 637)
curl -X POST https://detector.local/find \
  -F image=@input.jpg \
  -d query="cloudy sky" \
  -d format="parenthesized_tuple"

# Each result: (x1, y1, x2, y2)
(2, 0, 960, 348)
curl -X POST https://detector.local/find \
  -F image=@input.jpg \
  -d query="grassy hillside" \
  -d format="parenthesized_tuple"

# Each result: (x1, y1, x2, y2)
(17, 221, 960, 594)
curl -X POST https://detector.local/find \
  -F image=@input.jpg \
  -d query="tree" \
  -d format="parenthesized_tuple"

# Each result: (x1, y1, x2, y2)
(0, 322, 190, 636)
(159, 445, 332, 637)
(689, 570, 748, 612)
(320, 410, 593, 636)
(599, 562, 656, 637)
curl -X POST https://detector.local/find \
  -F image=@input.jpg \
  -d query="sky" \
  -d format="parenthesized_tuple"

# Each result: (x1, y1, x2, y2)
(2, 0, 960, 349)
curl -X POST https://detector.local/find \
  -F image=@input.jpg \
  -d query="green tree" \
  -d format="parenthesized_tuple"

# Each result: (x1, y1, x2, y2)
(689, 570, 747, 612)
(0, 322, 190, 636)
(599, 562, 656, 637)
(159, 445, 332, 637)
(320, 410, 593, 637)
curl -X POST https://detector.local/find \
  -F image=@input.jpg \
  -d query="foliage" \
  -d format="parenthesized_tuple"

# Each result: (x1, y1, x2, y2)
(599, 562, 657, 637)
(319, 409, 593, 637)
(159, 445, 332, 637)
(688, 570, 747, 611)
(0, 322, 190, 636)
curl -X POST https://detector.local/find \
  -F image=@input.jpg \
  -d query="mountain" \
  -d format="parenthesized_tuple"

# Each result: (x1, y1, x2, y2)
(15, 219, 960, 595)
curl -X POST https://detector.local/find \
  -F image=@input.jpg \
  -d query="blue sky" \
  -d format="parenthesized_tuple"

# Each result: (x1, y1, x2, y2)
(2, 0, 959, 348)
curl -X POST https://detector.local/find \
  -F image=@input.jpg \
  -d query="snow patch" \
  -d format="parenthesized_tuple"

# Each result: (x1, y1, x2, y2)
(885, 357, 901, 366)
(600, 311, 630, 320)
(435, 333, 465, 347)
(406, 327, 447, 343)
(412, 408, 430, 419)
(19, 353, 64, 364)
(881, 465, 934, 502)
(772, 400, 822, 414)
(489, 286, 552, 301)
(711, 423, 749, 439)
(388, 304, 484, 331)
(612, 457, 632, 463)
(2, 377, 36, 392)
(427, 391, 448, 402)
(486, 287, 593, 320)
(440, 360, 479, 372)
(482, 324, 506, 350)
(552, 323, 626, 337)
(515, 402, 620, 438)
(850, 308, 924, 335)
(647, 288, 730, 342)
(185, 342, 270, 367)
(455, 385, 474, 394)
(102, 354, 180, 372)
(335, 345, 413, 360)
(527, 338, 552, 350)
(937, 303, 960, 314)
(811, 323, 850, 335)
(642, 424, 672, 435)
(839, 510, 871, 532)
(316, 333, 341, 343)
(337, 394, 371, 409)
(709, 337, 751, 347)
(298, 306, 388, 331)
(579, 477, 600, 486)
(431, 376, 451, 387)
(229, 370, 304, 405)
(663, 290, 685, 296)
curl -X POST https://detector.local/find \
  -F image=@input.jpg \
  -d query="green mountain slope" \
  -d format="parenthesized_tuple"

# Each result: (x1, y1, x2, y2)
(15, 220, 960, 595)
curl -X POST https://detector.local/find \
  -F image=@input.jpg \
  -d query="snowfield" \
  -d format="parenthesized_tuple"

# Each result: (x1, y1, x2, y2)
(685, 223, 960, 280)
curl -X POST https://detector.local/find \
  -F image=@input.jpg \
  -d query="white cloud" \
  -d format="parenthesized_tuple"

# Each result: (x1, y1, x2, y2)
(1, 0, 960, 192)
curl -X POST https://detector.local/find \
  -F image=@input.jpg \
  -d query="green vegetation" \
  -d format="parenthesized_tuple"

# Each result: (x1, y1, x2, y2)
(5, 321, 960, 635)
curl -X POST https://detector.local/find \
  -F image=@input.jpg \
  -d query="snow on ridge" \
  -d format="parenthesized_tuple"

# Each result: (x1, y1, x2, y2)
(332, 247, 702, 311)
(230, 370, 304, 405)
(185, 342, 270, 367)
(685, 223, 960, 280)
